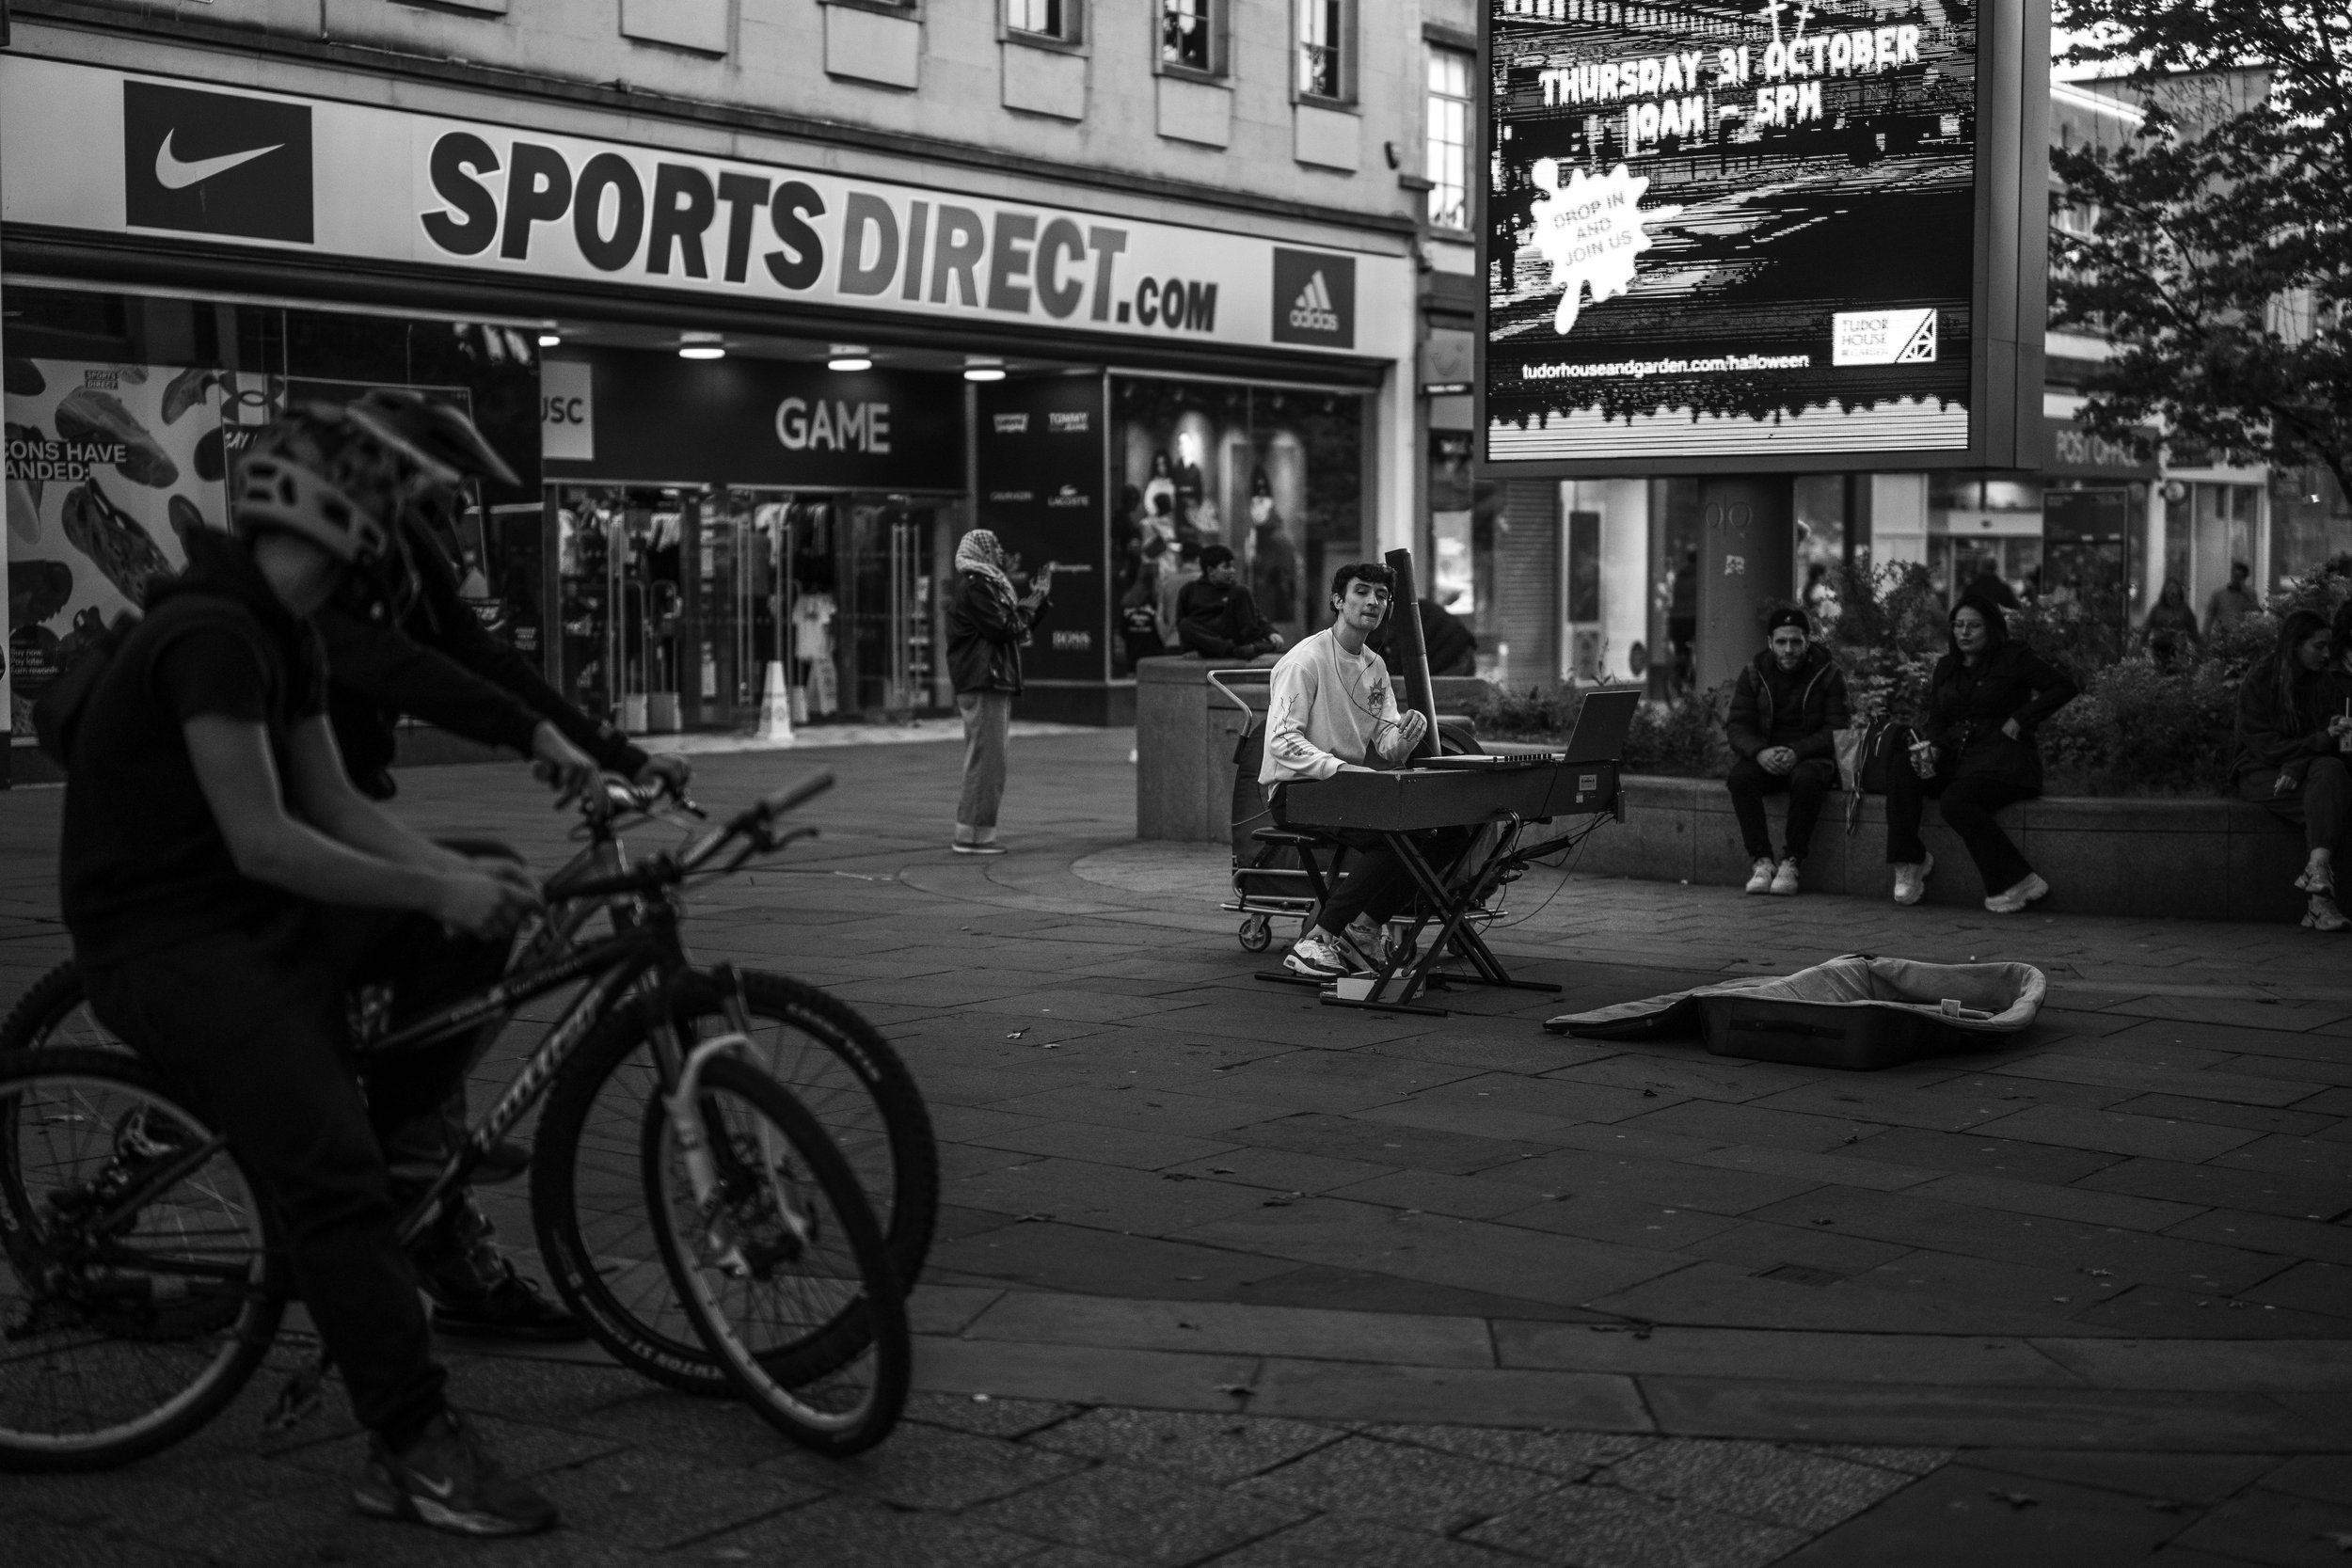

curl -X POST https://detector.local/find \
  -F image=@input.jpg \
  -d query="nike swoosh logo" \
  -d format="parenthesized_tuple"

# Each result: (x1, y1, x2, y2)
(415, 1473, 458, 1500)
(153, 130, 283, 191)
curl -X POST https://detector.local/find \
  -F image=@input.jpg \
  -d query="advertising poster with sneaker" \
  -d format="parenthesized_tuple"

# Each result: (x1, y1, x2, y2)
(3, 360, 229, 736)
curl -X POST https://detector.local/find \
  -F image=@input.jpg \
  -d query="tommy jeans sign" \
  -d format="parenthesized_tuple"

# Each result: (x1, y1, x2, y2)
(0, 59, 1399, 360)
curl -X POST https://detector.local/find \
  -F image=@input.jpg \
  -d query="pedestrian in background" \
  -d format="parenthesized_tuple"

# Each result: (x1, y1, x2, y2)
(1724, 608, 1848, 897)
(946, 529, 1051, 856)
(1885, 594, 2077, 913)
(2233, 608, 2352, 930)
(2207, 560, 2260, 636)
(1156, 540, 1202, 652)
(2140, 578, 2201, 668)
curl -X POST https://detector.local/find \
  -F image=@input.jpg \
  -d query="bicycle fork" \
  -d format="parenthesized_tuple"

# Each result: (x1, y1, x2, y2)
(661, 1024, 818, 1278)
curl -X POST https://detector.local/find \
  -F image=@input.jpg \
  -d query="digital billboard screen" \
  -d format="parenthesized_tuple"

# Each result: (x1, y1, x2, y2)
(1485, 0, 1998, 470)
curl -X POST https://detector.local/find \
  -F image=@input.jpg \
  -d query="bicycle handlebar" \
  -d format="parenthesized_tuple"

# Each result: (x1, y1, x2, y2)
(559, 770, 835, 900)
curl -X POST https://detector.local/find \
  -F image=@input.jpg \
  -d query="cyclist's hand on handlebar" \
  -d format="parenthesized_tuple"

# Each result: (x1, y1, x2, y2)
(434, 863, 542, 941)
(472, 856, 541, 900)
(531, 723, 601, 807)
(635, 752, 692, 800)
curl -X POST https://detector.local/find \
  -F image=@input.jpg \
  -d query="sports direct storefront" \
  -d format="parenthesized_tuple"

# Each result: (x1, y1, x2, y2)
(1, 48, 1413, 740)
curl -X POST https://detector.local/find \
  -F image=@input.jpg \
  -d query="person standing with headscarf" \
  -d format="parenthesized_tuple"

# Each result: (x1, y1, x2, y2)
(946, 529, 1052, 855)
(1885, 593, 2077, 912)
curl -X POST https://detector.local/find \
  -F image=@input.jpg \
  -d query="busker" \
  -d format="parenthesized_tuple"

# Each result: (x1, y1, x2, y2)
(946, 528, 1052, 855)
(2233, 607, 2352, 931)
(59, 404, 556, 1534)
(1176, 545, 1284, 659)
(1884, 594, 2078, 912)
(1260, 562, 1468, 977)
(1724, 608, 1849, 897)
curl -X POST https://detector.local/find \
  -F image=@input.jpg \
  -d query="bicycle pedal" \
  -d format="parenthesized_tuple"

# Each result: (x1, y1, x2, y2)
(263, 1358, 329, 1432)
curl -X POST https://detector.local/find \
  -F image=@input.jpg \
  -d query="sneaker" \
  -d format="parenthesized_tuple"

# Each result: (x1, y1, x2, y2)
(2296, 859, 2334, 895)
(2303, 895, 2350, 932)
(1769, 858, 1802, 896)
(1984, 873, 2051, 914)
(1892, 850, 1935, 906)
(950, 841, 1007, 855)
(1343, 921, 1394, 969)
(353, 1411, 558, 1537)
(410, 1196, 586, 1343)
(1743, 857, 1776, 895)
(1284, 930, 1368, 979)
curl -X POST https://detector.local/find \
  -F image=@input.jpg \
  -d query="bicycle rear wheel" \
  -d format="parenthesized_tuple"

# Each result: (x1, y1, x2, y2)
(0, 1049, 282, 1470)
(0, 961, 127, 1056)
(532, 970, 934, 1395)
(650, 1055, 906, 1456)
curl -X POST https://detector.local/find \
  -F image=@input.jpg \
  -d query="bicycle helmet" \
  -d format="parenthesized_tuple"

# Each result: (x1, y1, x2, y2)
(232, 405, 410, 566)
(348, 388, 519, 489)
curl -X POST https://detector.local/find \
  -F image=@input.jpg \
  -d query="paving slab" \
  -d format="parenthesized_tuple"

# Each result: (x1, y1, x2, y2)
(1773, 1464, 2195, 1567)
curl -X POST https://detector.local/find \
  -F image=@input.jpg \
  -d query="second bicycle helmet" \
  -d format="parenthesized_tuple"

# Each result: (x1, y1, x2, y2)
(232, 405, 413, 566)
(348, 388, 520, 489)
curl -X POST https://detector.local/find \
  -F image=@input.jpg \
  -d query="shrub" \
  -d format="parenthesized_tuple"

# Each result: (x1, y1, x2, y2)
(1467, 679, 1730, 777)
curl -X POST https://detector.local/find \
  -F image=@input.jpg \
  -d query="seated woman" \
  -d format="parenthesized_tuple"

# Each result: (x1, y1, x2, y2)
(2233, 608, 2352, 931)
(1724, 608, 1849, 897)
(1886, 594, 2078, 912)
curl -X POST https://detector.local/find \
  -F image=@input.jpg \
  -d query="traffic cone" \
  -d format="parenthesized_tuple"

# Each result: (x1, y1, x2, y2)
(756, 659, 795, 744)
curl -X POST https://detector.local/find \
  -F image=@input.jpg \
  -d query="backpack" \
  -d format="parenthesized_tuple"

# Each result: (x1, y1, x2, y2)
(29, 594, 252, 770)
(1842, 717, 1916, 834)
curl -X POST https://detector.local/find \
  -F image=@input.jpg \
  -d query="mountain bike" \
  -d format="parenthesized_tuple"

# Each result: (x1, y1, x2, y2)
(0, 775, 938, 1398)
(0, 773, 909, 1469)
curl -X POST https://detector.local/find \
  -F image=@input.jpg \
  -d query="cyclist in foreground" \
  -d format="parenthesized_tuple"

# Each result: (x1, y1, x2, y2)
(58, 404, 559, 1535)
(316, 389, 689, 1342)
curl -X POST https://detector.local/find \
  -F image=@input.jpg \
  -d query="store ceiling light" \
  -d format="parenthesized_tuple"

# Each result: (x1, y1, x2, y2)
(679, 345, 726, 359)
(963, 358, 1007, 383)
(537, 333, 562, 348)
(828, 355, 873, 372)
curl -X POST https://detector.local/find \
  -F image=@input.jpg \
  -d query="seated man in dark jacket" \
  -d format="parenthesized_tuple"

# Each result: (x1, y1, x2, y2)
(1724, 609, 1850, 897)
(1176, 546, 1283, 659)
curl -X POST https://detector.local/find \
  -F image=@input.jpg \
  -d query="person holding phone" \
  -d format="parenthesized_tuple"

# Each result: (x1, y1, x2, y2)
(1884, 594, 2077, 912)
(946, 529, 1052, 855)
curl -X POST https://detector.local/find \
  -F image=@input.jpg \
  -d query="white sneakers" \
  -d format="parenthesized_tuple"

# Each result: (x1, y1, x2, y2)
(1984, 873, 2051, 914)
(1892, 850, 1934, 906)
(1743, 857, 1775, 895)
(1769, 859, 1802, 897)
(1284, 931, 1369, 979)
(2304, 895, 2349, 932)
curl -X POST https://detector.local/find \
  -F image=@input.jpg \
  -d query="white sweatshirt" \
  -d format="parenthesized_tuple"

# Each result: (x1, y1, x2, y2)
(1260, 627, 1416, 784)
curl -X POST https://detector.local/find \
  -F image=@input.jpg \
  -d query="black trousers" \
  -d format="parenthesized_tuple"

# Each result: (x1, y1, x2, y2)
(1308, 828, 1473, 932)
(1725, 757, 1838, 861)
(84, 903, 509, 1449)
(1885, 767, 2037, 895)
(2239, 756, 2352, 855)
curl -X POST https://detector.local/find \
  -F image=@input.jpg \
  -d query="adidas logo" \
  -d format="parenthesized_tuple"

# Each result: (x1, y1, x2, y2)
(1288, 272, 1342, 335)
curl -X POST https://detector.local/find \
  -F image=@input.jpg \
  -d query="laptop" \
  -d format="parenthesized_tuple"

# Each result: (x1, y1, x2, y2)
(1560, 688, 1640, 763)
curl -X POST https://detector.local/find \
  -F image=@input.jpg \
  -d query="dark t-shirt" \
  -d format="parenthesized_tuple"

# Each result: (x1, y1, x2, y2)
(60, 559, 327, 966)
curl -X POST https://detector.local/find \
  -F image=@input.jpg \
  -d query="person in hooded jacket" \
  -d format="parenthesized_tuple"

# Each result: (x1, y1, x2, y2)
(2233, 607, 2352, 931)
(946, 529, 1051, 854)
(1724, 608, 1850, 896)
(1886, 593, 2078, 912)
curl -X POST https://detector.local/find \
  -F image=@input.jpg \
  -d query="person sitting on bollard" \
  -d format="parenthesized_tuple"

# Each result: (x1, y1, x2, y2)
(1175, 546, 1284, 660)
(1725, 608, 1849, 897)
(2233, 608, 2352, 931)
(1885, 594, 2078, 912)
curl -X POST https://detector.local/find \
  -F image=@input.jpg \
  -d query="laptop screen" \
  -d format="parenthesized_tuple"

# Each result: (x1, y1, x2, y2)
(1562, 689, 1640, 763)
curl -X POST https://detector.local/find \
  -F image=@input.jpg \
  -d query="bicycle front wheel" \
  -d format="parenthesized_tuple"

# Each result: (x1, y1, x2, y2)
(0, 1049, 283, 1470)
(532, 970, 935, 1396)
(651, 1056, 907, 1456)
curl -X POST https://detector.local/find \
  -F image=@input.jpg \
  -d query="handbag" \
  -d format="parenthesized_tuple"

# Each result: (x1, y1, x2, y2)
(1844, 718, 1915, 835)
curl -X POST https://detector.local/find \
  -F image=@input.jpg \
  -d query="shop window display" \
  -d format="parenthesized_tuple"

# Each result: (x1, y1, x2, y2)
(4, 287, 540, 743)
(1108, 377, 1363, 672)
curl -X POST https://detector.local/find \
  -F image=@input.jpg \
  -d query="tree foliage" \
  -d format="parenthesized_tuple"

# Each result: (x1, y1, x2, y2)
(2048, 0, 2352, 499)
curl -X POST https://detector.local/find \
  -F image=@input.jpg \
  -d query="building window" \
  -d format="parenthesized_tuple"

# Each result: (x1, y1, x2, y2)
(1008, 0, 1077, 41)
(1426, 46, 1471, 230)
(1161, 0, 1216, 74)
(1296, 0, 1348, 102)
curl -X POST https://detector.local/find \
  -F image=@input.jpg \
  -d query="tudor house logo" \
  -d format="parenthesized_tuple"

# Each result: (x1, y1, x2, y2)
(1269, 249, 1356, 350)
(122, 81, 313, 244)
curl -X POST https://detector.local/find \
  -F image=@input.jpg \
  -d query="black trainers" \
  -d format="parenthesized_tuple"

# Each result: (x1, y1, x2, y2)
(353, 1411, 558, 1537)
(409, 1195, 587, 1342)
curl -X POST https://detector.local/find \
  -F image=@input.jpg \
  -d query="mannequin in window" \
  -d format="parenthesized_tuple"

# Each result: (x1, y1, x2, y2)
(1143, 451, 1177, 524)
(1247, 469, 1298, 625)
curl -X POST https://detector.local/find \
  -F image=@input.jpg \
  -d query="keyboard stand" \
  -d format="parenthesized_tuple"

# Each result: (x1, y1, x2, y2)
(1318, 815, 1564, 1017)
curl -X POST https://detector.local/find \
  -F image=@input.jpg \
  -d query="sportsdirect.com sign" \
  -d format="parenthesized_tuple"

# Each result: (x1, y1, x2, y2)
(0, 57, 1392, 360)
